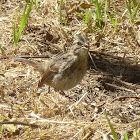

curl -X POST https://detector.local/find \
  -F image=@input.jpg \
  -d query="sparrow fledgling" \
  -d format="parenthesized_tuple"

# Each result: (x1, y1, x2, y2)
(14, 33, 89, 90)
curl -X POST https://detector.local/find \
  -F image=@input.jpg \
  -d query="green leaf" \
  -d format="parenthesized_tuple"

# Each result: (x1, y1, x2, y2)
(14, 10, 19, 45)
(95, 0, 102, 21)
(132, 0, 136, 7)
(133, 130, 137, 138)
(125, 0, 132, 15)
(104, 110, 118, 140)
(0, 125, 3, 132)
(124, 132, 128, 140)
(85, 11, 89, 25)
(35, 0, 39, 8)
(104, 0, 108, 20)
(107, 12, 115, 26)
(76, 12, 85, 19)
(14, 0, 33, 46)
(59, 0, 65, 25)
(130, 4, 139, 22)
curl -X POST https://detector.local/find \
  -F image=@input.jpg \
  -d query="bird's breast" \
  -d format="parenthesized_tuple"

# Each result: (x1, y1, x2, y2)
(51, 55, 88, 90)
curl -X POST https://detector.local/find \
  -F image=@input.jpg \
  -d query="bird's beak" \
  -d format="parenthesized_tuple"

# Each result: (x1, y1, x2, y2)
(84, 42, 89, 49)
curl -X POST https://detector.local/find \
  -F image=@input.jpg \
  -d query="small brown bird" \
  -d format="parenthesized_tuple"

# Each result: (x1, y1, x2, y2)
(14, 33, 89, 90)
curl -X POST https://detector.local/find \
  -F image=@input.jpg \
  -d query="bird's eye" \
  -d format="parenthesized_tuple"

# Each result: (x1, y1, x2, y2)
(77, 41, 83, 46)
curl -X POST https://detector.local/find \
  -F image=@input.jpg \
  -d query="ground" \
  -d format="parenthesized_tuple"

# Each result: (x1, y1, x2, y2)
(0, 0, 140, 139)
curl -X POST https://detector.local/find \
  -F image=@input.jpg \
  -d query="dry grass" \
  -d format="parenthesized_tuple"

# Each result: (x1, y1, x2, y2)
(0, 0, 140, 139)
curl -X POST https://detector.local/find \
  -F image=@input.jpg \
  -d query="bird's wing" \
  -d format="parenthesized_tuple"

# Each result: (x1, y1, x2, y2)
(38, 61, 59, 88)
(38, 52, 77, 88)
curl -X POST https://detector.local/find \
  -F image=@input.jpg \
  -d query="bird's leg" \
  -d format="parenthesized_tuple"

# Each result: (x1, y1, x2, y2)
(59, 91, 73, 100)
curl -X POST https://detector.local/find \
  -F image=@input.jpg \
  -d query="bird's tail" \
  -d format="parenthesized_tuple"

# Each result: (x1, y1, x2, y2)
(14, 57, 44, 73)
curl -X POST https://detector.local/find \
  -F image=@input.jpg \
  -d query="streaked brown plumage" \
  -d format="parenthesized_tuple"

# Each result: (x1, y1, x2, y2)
(14, 33, 89, 90)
